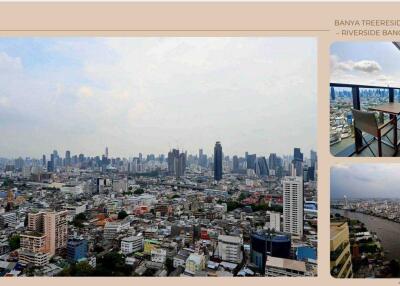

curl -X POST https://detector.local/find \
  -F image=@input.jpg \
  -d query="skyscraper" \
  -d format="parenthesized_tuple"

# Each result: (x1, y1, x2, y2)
(330, 86, 336, 101)
(105, 146, 109, 158)
(255, 156, 269, 177)
(232, 155, 239, 173)
(292, 148, 303, 177)
(246, 154, 257, 170)
(310, 150, 317, 169)
(65, 150, 71, 166)
(214, 141, 223, 181)
(283, 176, 303, 237)
(167, 149, 186, 178)
(42, 154, 46, 167)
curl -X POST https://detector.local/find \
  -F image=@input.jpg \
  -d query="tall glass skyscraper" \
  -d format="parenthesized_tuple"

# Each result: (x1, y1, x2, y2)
(214, 141, 223, 181)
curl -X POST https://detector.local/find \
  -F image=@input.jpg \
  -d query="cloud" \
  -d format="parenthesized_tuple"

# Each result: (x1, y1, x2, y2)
(0, 37, 316, 158)
(330, 54, 400, 86)
(0, 52, 22, 72)
(77, 86, 94, 98)
(353, 60, 381, 73)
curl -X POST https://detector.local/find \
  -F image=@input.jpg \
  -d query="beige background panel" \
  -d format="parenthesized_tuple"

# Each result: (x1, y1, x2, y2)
(1, 1, 400, 285)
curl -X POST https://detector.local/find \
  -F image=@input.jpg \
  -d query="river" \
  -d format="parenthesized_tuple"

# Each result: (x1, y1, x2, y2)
(333, 209, 400, 260)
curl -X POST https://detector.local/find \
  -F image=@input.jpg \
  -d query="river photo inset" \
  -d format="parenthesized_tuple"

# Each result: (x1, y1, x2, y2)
(330, 164, 400, 278)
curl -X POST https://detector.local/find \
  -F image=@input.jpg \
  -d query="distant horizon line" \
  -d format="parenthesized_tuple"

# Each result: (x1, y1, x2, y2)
(0, 148, 317, 160)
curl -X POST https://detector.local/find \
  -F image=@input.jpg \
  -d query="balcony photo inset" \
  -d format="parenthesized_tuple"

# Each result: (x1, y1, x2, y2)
(330, 41, 400, 157)
(331, 164, 400, 278)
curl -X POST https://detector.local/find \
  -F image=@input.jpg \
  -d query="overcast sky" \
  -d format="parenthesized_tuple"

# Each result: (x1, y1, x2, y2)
(0, 37, 316, 158)
(331, 41, 400, 87)
(331, 164, 400, 199)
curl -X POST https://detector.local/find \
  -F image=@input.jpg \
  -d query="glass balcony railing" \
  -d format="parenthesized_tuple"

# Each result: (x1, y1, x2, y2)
(330, 83, 400, 157)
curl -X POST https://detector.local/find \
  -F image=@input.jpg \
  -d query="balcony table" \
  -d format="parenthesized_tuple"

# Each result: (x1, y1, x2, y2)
(369, 102, 400, 155)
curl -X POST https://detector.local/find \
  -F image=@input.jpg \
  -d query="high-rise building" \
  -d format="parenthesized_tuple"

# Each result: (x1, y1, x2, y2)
(293, 148, 303, 162)
(310, 150, 317, 168)
(65, 150, 71, 166)
(283, 176, 303, 236)
(167, 149, 186, 178)
(330, 86, 336, 101)
(232, 155, 239, 173)
(42, 154, 46, 167)
(255, 156, 269, 177)
(26, 210, 68, 256)
(214, 141, 223, 181)
(105, 146, 109, 158)
(250, 232, 267, 275)
(292, 148, 304, 177)
(246, 154, 257, 170)
(268, 153, 277, 171)
(330, 222, 353, 278)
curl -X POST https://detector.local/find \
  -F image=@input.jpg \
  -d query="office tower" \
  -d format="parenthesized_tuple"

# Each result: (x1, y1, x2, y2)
(310, 150, 317, 168)
(283, 176, 303, 236)
(246, 154, 257, 170)
(330, 222, 353, 278)
(250, 232, 267, 275)
(198, 149, 207, 168)
(14, 157, 24, 171)
(330, 86, 336, 101)
(214, 141, 223, 181)
(308, 166, 315, 181)
(65, 150, 71, 166)
(217, 235, 243, 263)
(255, 156, 269, 177)
(167, 149, 186, 178)
(67, 239, 88, 263)
(303, 167, 309, 182)
(47, 160, 54, 172)
(42, 154, 46, 167)
(232, 155, 239, 173)
(178, 152, 186, 177)
(268, 153, 277, 171)
(293, 148, 303, 162)
(105, 146, 109, 158)
(292, 148, 303, 177)
(78, 154, 84, 164)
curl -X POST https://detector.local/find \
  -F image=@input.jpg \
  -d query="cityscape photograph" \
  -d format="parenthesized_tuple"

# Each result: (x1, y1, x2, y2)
(331, 164, 400, 278)
(330, 41, 400, 157)
(0, 37, 317, 277)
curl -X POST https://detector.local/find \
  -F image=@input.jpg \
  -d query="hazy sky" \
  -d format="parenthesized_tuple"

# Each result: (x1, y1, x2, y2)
(0, 37, 316, 158)
(331, 164, 400, 199)
(331, 41, 400, 87)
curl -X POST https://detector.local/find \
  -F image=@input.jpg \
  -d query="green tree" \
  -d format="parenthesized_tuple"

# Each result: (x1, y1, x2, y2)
(133, 189, 144, 195)
(9, 235, 20, 250)
(118, 210, 128, 220)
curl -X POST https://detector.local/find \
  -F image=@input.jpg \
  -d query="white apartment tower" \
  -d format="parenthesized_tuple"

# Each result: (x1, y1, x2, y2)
(282, 176, 303, 237)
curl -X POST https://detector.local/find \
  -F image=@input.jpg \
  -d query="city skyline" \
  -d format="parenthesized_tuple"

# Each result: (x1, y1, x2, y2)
(0, 145, 315, 161)
(0, 37, 316, 158)
(331, 164, 400, 199)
